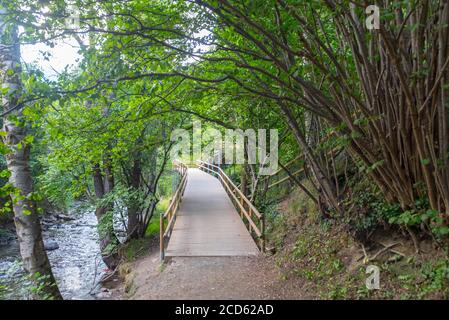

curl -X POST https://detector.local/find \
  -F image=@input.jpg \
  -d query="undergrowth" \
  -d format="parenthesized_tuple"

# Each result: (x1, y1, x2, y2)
(269, 181, 449, 300)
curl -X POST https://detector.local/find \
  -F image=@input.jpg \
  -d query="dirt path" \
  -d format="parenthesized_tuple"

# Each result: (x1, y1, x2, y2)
(118, 247, 308, 300)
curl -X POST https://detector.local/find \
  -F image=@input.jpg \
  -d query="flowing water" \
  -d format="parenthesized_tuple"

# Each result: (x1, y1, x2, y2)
(0, 204, 106, 300)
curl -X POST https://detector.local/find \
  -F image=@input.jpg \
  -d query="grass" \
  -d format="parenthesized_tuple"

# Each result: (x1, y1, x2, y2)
(145, 217, 160, 237)
(145, 197, 171, 237)
(121, 238, 150, 262)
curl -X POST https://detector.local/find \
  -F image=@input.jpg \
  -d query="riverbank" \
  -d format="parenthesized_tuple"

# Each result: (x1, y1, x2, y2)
(0, 204, 107, 300)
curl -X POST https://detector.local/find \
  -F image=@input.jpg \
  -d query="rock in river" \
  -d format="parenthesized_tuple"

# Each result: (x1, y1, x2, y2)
(44, 241, 59, 251)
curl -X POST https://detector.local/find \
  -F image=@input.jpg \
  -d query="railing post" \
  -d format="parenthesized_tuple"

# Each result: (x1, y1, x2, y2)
(248, 206, 252, 233)
(260, 214, 265, 252)
(160, 215, 165, 261)
(160, 160, 188, 262)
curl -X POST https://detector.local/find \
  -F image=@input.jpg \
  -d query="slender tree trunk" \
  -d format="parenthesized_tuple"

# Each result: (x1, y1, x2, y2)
(240, 164, 249, 197)
(138, 148, 157, 237)
(279, 102, 341, 213)
(0, 9, 61, 299)
(127, 156, 141, 239)
(92, 163, 120, 269)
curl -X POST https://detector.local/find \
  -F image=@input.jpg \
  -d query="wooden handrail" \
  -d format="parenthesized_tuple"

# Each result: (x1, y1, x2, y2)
(160, 160, 188, 261)
(197, 160, 265, 252)
(268, 167, 305, 189)
(260, 154, 303, 181)
(265, 145, 343, 190)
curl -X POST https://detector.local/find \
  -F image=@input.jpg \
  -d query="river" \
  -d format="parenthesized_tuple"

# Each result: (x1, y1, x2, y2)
(0, 204, 107, 300)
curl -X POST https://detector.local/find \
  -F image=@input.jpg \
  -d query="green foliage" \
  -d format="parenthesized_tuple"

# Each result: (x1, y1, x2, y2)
(385, 199, 449, 238)
(97, 211, 115, 240)
(419, 259, 449, 298)
(290, 226, 345, 282)
(145, 216, 160, 237)
(145, 196, 170, 237)
(36, 166, 76, 211)
(122, 237, 150, 262)
(29, 272, 59, 300)
(344, 175, 449, 238)
(0, 261, 57, 300)
(362, 196, 402, 231)
(261, 203, 285, 249)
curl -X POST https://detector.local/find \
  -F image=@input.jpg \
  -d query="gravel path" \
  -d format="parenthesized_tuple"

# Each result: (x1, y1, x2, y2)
(126, 251, 307, 300)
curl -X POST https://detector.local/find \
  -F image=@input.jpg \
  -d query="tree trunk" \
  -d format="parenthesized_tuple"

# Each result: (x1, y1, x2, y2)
(240, 164, 248, 197)
(279, 102, 341, 213)
(0, 9, 61, 300)
(137, 148, 157, 237)
(127, 156, 141, 239)
(92, 163, 120, 269)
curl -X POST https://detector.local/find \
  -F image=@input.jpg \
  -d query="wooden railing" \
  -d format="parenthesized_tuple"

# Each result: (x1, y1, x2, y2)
(263, 155, 305, 189)
(262, 145, 343, 190)
(160, 160, 188, 261)
(197, 160, 265, 252)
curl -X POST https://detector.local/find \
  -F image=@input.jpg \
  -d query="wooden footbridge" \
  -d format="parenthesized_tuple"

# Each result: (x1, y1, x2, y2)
(160, 161, 264, 260)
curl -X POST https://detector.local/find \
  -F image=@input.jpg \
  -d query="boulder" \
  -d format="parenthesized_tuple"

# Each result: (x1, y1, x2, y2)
(44, 240, 59, 251)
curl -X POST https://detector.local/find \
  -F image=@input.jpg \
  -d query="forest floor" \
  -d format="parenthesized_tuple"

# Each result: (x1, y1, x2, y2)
(106, 236, 308, 300)
(263, 185, 449, 299)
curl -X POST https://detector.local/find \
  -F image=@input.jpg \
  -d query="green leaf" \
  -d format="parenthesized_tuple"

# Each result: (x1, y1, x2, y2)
(24, 135, 34, 144)
(0, 170, 11, 178)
